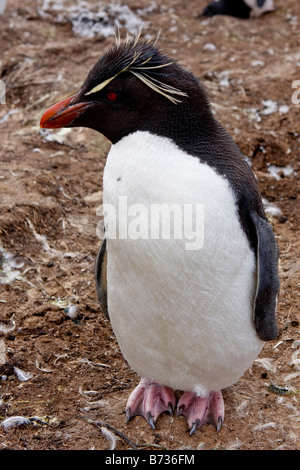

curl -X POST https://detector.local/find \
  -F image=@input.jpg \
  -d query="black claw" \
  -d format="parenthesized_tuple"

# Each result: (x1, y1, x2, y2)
(216, 416, 223, 433)
(168, 402, 174, 415)
(176, 405, 185, 417)
(146, 412, 155, 430)
(189, 419, 201, 436)
(125, 407, 132, 423)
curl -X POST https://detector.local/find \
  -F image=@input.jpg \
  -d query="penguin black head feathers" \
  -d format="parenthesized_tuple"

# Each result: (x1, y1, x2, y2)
(40, 34, 215, 144)
(82, 34, 188, 105)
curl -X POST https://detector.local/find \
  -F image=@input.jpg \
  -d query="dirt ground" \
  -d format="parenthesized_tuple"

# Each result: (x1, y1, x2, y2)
(0, 0, 299, 451)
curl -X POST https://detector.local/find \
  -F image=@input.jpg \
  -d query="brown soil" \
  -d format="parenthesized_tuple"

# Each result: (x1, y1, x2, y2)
(0, 0, 299, 451)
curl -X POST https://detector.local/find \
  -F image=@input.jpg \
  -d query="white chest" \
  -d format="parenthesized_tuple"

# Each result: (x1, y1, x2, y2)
(102, 131, 263, 395)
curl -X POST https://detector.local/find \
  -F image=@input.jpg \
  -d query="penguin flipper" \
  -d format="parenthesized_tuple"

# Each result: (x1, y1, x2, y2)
(250, 211, 280, 341)
(95, 237, 108, 318)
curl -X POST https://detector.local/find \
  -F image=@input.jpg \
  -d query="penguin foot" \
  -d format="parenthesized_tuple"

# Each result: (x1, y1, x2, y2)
(125, 377, 176, 429)
(177, 390, 224, 435)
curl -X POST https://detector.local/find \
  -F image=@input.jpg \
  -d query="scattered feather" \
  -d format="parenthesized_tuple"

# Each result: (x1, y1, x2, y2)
(203, 43, 216, 51)
(292, 340, 300, 349)
(35, 358, 53, 373)
(53, 353, 69, 364)
(283, 371, 300, 382)
(0, 320, 15, 334)
(26, 219, 61, 256)
(14, 366, 33, 382)
(59, 185, 72, 199)
(244, 108, 261, 123)
(0, 241, 24, 285)
(49, 298, 69, 309)
(83, 417, 138, 450)
(253, 422, 276, 431)
(219, 74, 230, 87)
(236, 399, 250, 413)
(279, 104, 290, 114)
(83, 400, 109, 411)
(101, 426, 119, 450)
(79, 387, 108, 409)
(255, 357, 277, 373)
(0, 109, 20, 124)
(267, 164, 296, 181)
(224, 438, 243, 450)
(79, 387, 102, 400)
(262, 198, 282, 217)
(39, 127, 72, 145)
(251, 60, 265, 67)
(64, 303, 79, 320)
(1, 416, 30, 430)
(261, 100, 291, 116)
(73, 357, 111, 369)
(267, 383, 299, 396)
(196, 442, 206, 450)
(49, 298, 81, 319)
(262, 99, 278, 115)
(84, 191, 103, 203)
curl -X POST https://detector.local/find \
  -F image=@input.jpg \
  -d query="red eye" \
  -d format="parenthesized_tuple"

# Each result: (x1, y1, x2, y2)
(107, 92, 117, 101)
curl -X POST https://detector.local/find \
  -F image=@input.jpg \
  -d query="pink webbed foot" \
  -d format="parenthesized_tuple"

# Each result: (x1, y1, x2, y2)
(125, 378, 176, 429)
(177, 390, 224, 435)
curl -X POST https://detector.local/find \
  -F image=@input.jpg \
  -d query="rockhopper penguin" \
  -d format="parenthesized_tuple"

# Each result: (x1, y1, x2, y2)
(200, 0, 276, 19)
(40, 35, 280, 434)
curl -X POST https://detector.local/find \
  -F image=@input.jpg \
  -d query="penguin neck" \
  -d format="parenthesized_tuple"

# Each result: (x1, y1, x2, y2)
(129, 98, 220, 155)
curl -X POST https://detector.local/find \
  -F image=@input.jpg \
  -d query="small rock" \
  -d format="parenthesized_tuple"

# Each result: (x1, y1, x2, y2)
(0, 339, 8, 365)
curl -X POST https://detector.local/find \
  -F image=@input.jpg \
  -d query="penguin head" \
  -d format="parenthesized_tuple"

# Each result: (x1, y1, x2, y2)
(40, 35, 214, 144)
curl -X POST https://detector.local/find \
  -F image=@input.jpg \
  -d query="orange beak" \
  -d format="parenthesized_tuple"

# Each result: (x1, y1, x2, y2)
(40, 94, 92, 129)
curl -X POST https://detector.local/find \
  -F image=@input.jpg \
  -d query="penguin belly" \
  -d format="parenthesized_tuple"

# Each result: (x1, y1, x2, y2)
(103, 131, 264, 396)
